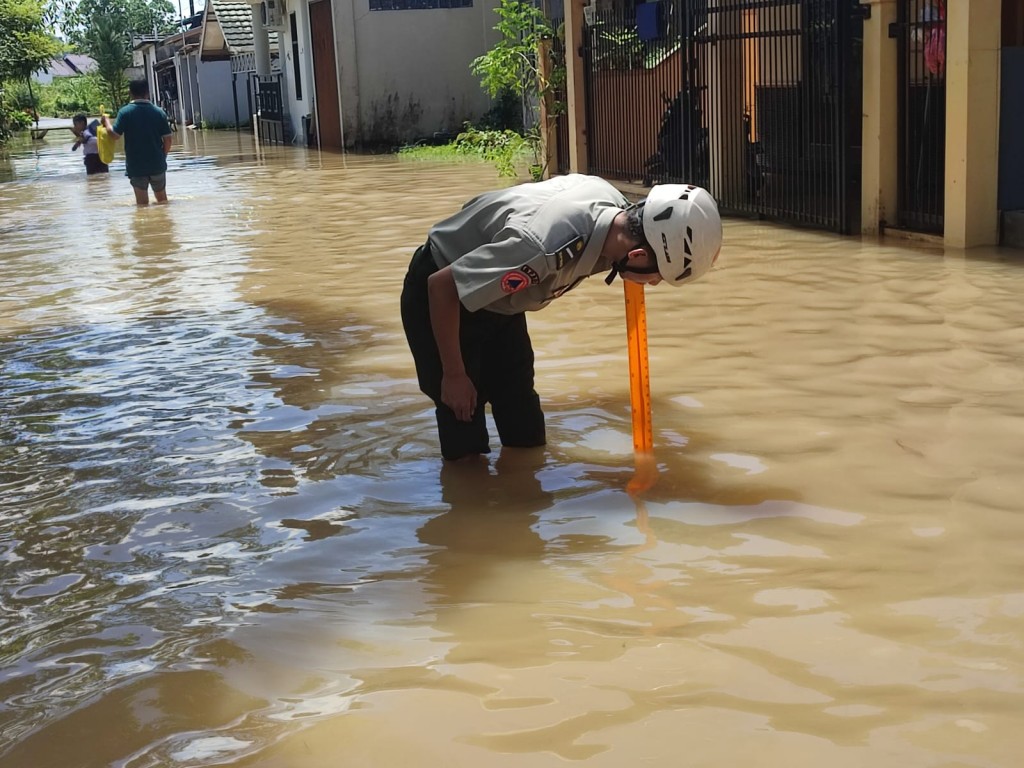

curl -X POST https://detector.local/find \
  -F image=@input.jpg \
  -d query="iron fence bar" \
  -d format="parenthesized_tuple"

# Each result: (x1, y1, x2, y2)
(579, 0, 858, 232)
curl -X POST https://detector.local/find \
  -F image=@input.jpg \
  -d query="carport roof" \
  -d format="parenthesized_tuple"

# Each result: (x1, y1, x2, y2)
(201, 0, 278, 59)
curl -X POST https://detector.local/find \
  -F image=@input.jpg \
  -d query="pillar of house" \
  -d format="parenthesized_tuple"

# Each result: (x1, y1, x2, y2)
(944, 0, 1001, 247)
(251, 2, 272, 77)
(563, 0, 588, 173)
(860, 0, 898, 235)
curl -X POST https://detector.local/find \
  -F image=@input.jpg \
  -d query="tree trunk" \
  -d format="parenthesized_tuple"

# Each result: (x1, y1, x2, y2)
(26, 78, 38, 127)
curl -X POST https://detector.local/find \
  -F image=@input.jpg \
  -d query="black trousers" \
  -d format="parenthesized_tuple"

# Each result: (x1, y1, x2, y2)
(84, 154, 109, 175)
(400, 243, 546, 460)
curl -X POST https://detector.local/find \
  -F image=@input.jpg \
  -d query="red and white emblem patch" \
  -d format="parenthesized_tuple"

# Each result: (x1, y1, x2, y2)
(500, 270, 530, 294)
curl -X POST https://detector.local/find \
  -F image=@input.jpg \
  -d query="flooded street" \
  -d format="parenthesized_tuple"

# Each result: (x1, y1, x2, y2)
(2, 130, 1023, 767)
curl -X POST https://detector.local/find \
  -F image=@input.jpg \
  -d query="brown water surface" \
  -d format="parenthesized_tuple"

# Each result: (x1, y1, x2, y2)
(2, 131, 1023, 767)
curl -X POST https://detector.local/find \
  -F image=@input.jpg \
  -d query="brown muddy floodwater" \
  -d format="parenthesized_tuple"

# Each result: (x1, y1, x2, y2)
(1, 130, 1023, 768)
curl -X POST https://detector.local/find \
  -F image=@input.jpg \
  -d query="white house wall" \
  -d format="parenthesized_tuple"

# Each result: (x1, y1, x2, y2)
(348, 0, 503, 144)
(196, 59, 246, 126)
(283, 5, 314, 142)
(278, 0, 501, 147)
(334, 0, 359, 146)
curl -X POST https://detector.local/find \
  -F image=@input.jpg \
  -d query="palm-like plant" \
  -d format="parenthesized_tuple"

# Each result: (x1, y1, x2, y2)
(82, 13, 130, 108)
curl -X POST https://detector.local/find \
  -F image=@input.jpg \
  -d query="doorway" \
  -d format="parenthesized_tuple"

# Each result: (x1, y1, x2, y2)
(310, 0, 343, 150)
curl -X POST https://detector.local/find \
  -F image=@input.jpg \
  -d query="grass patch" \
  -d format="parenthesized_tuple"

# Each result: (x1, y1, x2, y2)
(399, 125, 539, 179)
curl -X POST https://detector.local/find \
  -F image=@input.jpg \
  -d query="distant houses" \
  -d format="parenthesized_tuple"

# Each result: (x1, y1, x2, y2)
(34, 54, 98, 85)
(147, 0, 507, 149)
(132, 5, 266, 130)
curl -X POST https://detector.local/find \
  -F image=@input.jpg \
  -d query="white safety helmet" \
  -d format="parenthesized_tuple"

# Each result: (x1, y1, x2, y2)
(641, 184, 722, 286)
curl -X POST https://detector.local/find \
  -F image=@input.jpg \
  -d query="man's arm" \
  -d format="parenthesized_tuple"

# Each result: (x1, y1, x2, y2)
(427, 265, 477, 422)
(101, 114, 121, 140)
(162, 135, 172, 155)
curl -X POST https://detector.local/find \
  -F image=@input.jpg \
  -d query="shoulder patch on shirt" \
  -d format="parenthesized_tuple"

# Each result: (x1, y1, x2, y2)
(500, 270, 531, 294)
(520, 264, 541, 285)
(548, 235, 586, 270)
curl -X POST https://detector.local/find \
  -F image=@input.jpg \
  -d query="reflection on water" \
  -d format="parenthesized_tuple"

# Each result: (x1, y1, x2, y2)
(2, 130, 1023, 767)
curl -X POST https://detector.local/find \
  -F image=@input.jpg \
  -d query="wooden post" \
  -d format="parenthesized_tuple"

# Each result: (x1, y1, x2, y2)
(537, 38, 558, 179)
(563, 0, 588, 173)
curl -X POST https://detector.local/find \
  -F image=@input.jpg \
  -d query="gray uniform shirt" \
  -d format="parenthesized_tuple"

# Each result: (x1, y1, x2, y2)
(427, 174, 628, 315)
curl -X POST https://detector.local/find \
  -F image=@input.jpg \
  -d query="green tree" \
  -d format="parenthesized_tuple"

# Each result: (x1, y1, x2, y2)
(52, 0, 176, 46)
(470, 0, 554, 134)
(0, 0, 62, 134)
(48, 0, 176, 109)
(82, 12, 130, 107)
(470, 0, 565, 179)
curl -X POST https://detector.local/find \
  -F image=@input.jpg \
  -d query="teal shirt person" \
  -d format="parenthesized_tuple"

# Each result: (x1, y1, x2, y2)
(111, 100, 173, 178)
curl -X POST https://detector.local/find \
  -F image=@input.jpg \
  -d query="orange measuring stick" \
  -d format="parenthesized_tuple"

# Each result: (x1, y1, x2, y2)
(624, 281, 658, 494)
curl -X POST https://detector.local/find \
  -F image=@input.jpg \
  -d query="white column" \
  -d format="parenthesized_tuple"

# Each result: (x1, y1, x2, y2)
(251, 2, 272, 76)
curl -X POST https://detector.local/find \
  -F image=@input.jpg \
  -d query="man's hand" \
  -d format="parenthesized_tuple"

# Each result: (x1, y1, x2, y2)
(101, 115, 119, 139)
(441, 372, 477, 422)
(427, 265, 476, 421)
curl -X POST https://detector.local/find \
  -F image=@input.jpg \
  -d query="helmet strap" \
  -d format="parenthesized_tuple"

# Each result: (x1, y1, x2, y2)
(604, 255, 660, 285)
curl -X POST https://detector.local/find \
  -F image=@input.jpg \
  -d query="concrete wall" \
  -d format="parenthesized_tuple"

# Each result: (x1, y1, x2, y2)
(278, 0, 503, 147)
(249, 0, 494, 147)
(196, 59, 246, 127)
(346, 0, 502, 144)
(282, 6, 314, 142)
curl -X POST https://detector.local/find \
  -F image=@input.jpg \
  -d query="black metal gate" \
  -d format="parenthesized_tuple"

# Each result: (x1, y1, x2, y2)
(582, 0, 863, 233)
(250, 73, 287, 144)
(894, 0, 945, 233)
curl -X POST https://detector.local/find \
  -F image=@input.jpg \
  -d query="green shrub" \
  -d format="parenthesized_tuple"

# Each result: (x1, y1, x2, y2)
(1, 82, 37, 139)
(454, 125, 532, 177)
(475, 87, 523, 133)
(399, 124, 535, 179)
(38, 75, 107, 117)
(7, 108, 33, 129)
(4, 80, 37, 112)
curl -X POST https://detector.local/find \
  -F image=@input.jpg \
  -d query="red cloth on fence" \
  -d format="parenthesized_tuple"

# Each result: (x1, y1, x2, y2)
(924, 0, 946, 78)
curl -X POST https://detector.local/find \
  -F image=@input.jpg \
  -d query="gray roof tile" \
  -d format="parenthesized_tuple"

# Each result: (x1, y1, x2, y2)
(207, 0, 278, 53)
